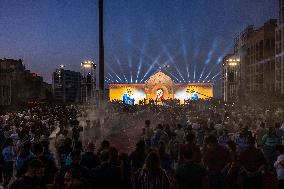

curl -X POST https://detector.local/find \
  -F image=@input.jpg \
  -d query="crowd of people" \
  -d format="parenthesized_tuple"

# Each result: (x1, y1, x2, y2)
(0, 100, 284, 189)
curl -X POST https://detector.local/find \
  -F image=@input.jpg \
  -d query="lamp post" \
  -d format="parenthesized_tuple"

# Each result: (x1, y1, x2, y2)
(98, 0, 104, 104)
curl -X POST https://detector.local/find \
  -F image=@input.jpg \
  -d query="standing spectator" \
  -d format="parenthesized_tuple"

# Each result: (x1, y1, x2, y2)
(119, 153, 132, 189)
(238, 136, 266, 189)
(203, 135, 230, 189)
(235, 128, 249, 151)
(157, 141, 172, 172)
(32, 143, 58, 185)
(143, 120, 153, 148)
(2, 138, 14, 188)
(262, 127, 281, 170)
(274, 145, 284, 189)
(91, 150, 121, 189)
(9, 159, 45, 189)
(129, 140, 146, 173)
(255, 122, 266, 147)
(96, 140, 110, 156)
(175, 148, 207, 189)
(63, 168, 89, 189)
(59, 151, 88, 189)
(134, 152, 170, 189)
(80, 142, 100, 169)
(15, 141, 34, 176)
(179, 133, 201, 164)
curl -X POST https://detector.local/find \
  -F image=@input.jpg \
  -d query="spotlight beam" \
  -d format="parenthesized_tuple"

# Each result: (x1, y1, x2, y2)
(106, 64, 123, 82)
(162, 45, 186, 82)
(182, 44, 190, 80)
(140, 53, 163, 82)
(211, 71, 222, 80)
(113, 53, 128, 83)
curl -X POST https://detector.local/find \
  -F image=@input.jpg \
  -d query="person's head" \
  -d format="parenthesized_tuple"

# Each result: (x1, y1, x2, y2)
(64, 169, 82, 189)
(145, 120, 151, 127)
(143, 152, 161, 175)
(186, 133, 196, 144)
(260, 122, 265, 128)
(32, 143, 44, 156)
(25, 159, 44, 178)
(109, 146, 118, 163)
(71, 150, 81, 165)
(4, 138, 13, 147)
(101, 140, 110, 150)
(247, 136, 256, 146)
(156, 124, 163, 132)
(205, 135, 218, 145)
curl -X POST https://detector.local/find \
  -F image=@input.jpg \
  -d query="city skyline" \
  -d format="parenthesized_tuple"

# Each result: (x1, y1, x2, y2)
(0, 0, 278, 84)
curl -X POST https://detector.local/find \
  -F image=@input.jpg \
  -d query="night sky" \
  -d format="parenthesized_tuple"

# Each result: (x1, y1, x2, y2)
(0, 0, 278, 85)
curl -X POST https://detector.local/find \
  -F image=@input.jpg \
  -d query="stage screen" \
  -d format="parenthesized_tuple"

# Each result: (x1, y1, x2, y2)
(109, 84, 146, 104)
(174, 83, 213, 102)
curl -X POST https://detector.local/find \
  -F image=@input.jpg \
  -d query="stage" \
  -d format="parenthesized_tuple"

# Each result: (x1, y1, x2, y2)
(109, 71, 213, 104)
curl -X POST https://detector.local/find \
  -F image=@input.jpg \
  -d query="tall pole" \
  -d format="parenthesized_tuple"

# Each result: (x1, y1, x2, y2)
(98, 0, 104, 103)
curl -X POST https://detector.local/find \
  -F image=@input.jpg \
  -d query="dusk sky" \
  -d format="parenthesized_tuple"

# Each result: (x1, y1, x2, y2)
(0, 0, 278, 84)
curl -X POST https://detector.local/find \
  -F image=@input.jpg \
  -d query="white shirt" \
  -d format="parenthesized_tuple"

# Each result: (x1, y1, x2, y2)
(274, 154, 284, 180)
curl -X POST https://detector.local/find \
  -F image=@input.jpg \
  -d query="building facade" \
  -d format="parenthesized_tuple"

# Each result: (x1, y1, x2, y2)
(275, 0, 284, 94)
(232, 19, 277, 100)
(222, 54, 241, 102)
(52, 67, 81, 103)
(0, 58, 51, 106)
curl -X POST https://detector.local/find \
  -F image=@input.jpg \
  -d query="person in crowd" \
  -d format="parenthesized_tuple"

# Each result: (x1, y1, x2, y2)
(16, 141, 34, 176)
(151, 124, 169, 148)
(91, 150, 121, 189)
(203, 135, 230, 189)
(226, 140, 239, 189)
(255, 122, 266, 147)
(218, 130, 229, 147)
(143, 120, 153, 148)
(63, 168, 89, 189)
(274, 145, 284, 189)
(175, 148, 207, 189)
(80, 142, 100, 169)
(262, 127, 282, 170)
(32, 142, 58, 185)
(57, 138, 72, 167)
(174, 124, 184, 144)
(179, 133, 201, 164)
(235, 127, 249, 151)
(59, 151, 88, 189)
(2, 138, 15, 188)
(9, 159, 45, 189)
(238, 136, 266, 189)
(134, 152, 170, 189)
(96, 140, 110, 156)
(129, 140, 146, 173)
(157, 141, 172, 172)
(119, 153, 132, 189)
